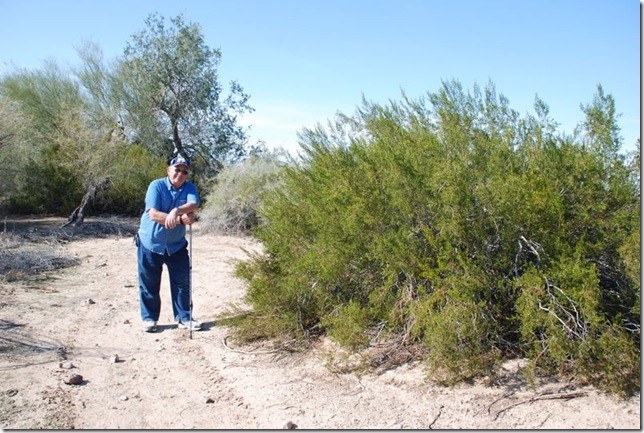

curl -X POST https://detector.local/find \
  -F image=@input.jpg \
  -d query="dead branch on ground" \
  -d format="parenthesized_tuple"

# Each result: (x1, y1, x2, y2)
(492, 390, 587, 420)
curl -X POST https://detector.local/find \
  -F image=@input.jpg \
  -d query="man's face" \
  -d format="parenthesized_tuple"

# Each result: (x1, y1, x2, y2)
(168, 164, 190, 187)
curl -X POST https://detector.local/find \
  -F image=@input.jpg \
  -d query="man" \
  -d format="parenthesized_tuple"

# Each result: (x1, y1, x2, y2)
(136, 155, 202, 333)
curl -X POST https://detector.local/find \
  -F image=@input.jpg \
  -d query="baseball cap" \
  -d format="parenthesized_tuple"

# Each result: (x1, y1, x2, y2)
(169, 155, 190, 168)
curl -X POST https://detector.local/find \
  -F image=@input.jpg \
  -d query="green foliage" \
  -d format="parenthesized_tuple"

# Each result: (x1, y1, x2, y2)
(0, 62, 83, 213)
(0, 57, 125, 216)
(420, 301, 501, 385)
(8, 148, 83, 214)
(0, 15, 256, 219)
(200, 152, 286, 234)
(578, 325, 640, 398)
(321, 300, 371, 350)
(95, 145, 167, 215)
(232, 80, 640, 395)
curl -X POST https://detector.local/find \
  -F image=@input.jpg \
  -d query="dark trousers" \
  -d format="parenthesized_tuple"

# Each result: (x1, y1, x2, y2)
(137, 242, 191, 323)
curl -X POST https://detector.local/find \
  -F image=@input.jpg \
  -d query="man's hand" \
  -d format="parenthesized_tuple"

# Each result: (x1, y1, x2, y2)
(183, 212, 197, 225)
(165, 207, 180, 229)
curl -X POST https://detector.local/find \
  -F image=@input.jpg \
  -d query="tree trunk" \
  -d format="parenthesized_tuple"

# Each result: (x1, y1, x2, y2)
(61, 178, 110, 228)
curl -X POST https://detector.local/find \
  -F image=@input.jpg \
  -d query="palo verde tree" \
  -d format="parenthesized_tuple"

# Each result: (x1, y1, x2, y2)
(0, 61, 88, 215)
(231, 80, 640, 395)
(118, 13, 255, 178)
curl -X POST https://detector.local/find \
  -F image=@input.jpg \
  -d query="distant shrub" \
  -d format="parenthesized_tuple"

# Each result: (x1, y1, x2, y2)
(200, 153, 285, 235)
(8, 146, 83, 214)
(94, 145, 166, 216)
(229, 81, 640, 395)
(0, 231, 79, 281)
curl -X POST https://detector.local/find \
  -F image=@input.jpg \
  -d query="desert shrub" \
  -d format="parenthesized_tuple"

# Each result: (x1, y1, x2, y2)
(321, 300, 372, 350)
(8, 146, 83, 214)
(200, 152, 285, 235)
(578, 325, 640, 398)
(0, 231, 79, 281)
(420, 301, 501, 385)
(231, 80, 640, 394)
(5, 141, 166, 217)
(94, 145, 166, 215)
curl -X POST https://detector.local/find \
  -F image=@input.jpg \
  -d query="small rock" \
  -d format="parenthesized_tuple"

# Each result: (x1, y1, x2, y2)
(60, 361, 74, 369)
(120, 395, 129, 401)
(109, 355, 120, 364)
(205, 397, 215, 404)
(64, 374, 83, 385)
(7, 389, 18, 397)
(283, 421, 298, 429)
(123, 319, 131, 324)
(85, 298, 95, 305)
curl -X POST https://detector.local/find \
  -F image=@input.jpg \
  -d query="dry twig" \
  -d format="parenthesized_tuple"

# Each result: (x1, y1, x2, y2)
(222, 335, 281, 355)
(492, 390, 587, 420)
(428, 405, 444, 429)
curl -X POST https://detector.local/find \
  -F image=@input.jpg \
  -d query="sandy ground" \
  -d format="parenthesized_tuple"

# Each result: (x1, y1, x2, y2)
(0, 218, 640, 430)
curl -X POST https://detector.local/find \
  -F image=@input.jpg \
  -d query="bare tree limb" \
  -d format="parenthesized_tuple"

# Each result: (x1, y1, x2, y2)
(492, 391, 587, 420)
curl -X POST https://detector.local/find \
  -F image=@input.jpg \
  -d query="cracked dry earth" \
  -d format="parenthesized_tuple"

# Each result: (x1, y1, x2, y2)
(0, 221, 640, 429)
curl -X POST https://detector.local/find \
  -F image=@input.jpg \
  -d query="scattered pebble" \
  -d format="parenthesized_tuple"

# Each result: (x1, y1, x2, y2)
(85, 298, 95, 305)
(64, 374, 83, 385)
(109, 355, 120, 364)
(283, 421, 298, 429)
(120, 395, 129, 401)
(7, 389, 18, 397)
(60, 361, 74, 369)
(205, 397, 215, 404)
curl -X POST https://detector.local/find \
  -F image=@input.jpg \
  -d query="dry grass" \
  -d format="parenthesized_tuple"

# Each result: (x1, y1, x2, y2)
(0, 215, 138, 282)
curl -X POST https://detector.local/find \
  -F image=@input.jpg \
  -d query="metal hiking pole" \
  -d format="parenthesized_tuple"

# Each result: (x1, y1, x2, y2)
(189, 223, 193, 340)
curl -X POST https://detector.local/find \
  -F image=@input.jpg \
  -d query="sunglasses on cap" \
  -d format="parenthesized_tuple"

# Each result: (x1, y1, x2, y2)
(173, 167, 189, 175)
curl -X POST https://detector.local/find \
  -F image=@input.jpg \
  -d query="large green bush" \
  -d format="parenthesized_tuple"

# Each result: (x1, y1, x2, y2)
(231, 81, 640, 395)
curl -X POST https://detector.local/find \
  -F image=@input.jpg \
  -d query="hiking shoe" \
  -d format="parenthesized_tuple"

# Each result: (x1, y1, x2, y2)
(177, 320, 202, 331)
(142, 320, 158, 333)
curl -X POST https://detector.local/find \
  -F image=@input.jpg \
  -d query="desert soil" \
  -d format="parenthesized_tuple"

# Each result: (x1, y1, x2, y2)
(0, 217, 640, 430)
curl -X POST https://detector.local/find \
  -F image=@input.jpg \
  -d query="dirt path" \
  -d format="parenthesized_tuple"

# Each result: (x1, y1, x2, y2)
(0, 222, 640, 429)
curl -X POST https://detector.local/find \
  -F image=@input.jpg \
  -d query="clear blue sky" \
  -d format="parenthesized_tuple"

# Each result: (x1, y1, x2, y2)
(0, 0, 640, 154)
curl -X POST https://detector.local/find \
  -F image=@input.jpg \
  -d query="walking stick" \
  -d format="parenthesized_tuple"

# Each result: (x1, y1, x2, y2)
(189, 223, 193, 340)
